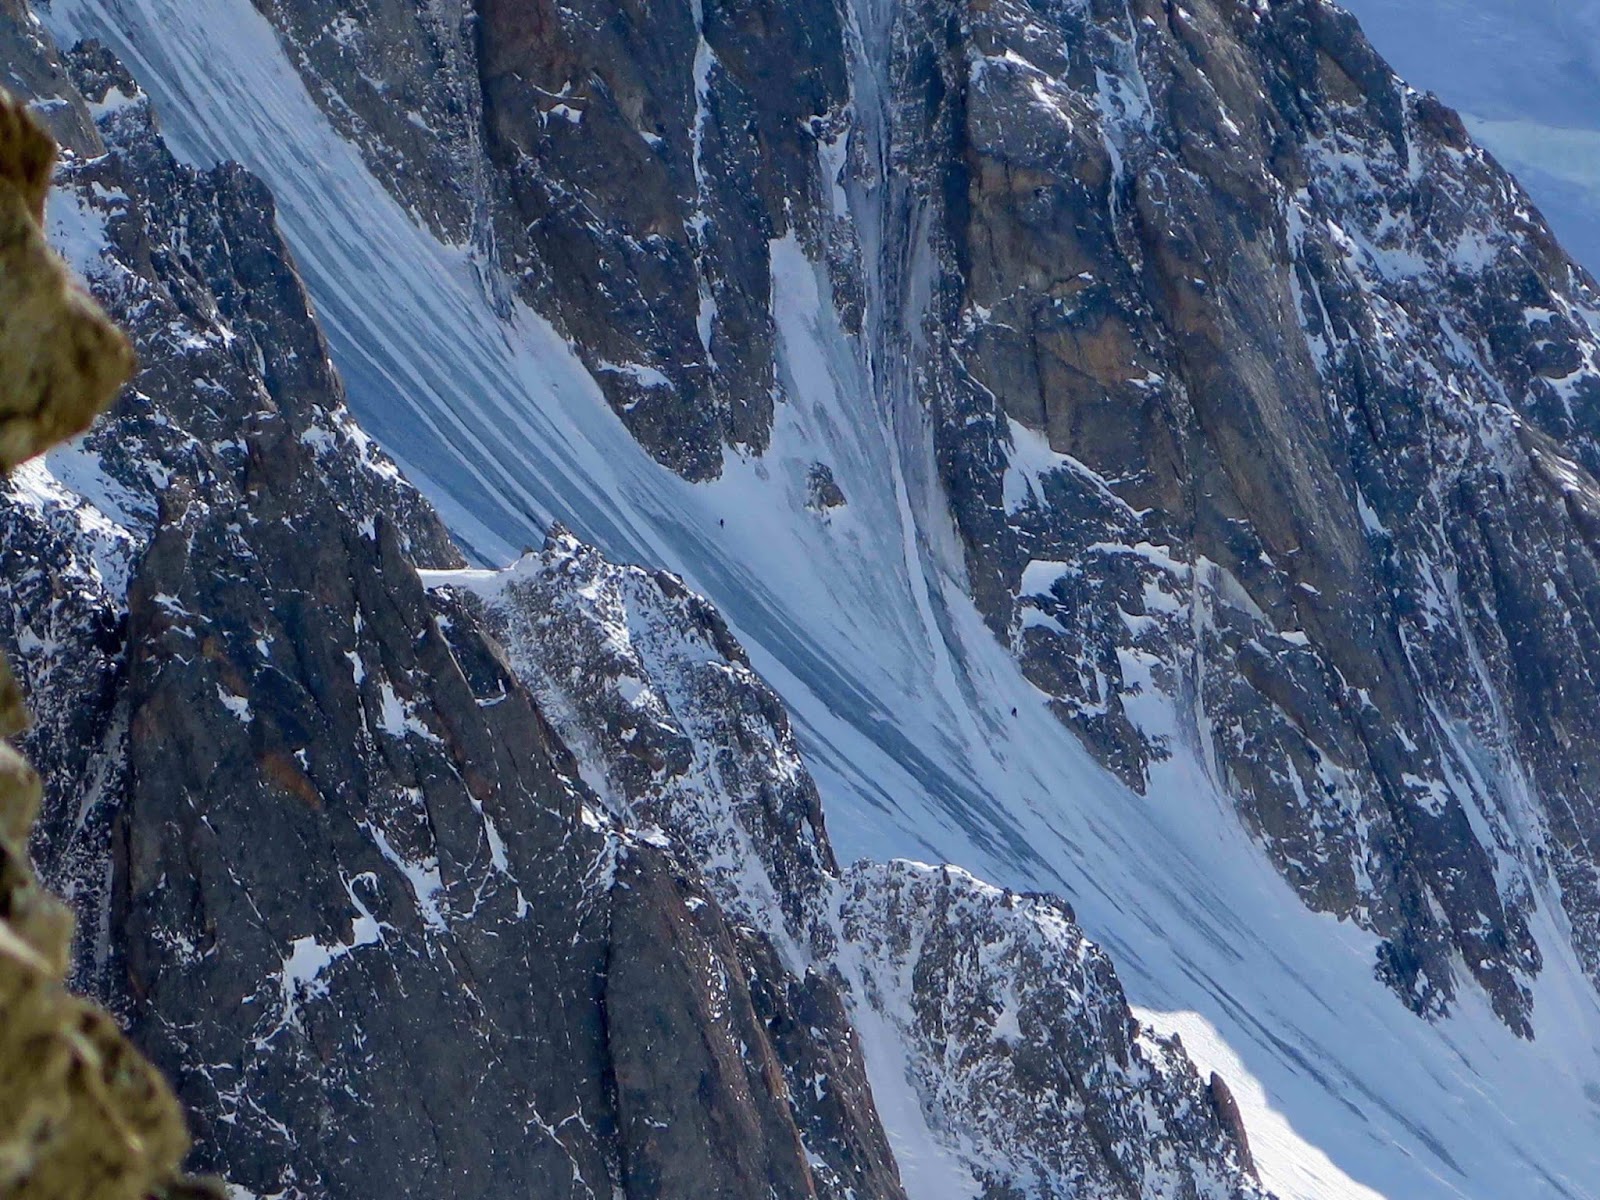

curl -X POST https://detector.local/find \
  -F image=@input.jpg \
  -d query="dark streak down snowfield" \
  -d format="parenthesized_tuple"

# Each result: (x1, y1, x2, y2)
(30, 0, 1600, 1196)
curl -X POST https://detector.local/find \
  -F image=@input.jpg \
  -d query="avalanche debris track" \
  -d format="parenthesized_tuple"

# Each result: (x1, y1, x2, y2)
(37, 1, 1600, 1198)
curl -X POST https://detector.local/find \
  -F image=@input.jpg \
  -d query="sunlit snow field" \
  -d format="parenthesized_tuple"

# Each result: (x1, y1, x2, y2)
(37, 0, 1600, 1196)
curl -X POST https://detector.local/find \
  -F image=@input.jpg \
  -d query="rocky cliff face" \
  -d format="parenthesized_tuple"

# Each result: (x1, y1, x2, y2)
(898, 0, 1600, 1037)
(5, 38, 460, 996)
(250, 0, 853, 479)
(0, 11, 1269, 1200)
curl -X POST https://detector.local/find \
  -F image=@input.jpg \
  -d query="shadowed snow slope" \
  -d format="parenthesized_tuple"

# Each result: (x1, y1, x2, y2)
(36, 1, 1600, 1198)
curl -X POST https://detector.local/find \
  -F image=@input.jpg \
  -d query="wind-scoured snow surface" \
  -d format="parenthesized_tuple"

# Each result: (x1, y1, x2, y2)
(1338, 0, 1600, 276)
(38, 1, 1600, 1197)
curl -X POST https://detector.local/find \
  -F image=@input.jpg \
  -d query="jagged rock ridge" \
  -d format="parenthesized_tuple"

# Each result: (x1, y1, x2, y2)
(431, 528, 1267, 1199)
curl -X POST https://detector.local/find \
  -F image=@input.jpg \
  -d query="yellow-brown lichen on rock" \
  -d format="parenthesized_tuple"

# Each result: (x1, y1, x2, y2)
(0, 86, 206, 1200)
(0, 88, 134, 471)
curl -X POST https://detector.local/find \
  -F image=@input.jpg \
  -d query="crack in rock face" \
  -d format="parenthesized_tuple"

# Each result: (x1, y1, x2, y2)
(211, 0, 1600, 1037)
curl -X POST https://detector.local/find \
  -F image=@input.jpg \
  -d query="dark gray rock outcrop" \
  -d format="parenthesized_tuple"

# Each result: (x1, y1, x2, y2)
(115, 441, 881, 1200)
(1, 36, 461, 993)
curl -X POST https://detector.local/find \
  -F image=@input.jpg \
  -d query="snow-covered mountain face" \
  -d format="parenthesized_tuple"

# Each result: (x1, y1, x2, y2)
(7, 0, 1600, 1197)
(0, 11, 1268, 1200)
(432, 533, 1267, 1200)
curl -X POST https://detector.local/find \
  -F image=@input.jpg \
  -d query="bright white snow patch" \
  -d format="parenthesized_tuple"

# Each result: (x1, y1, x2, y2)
(372, 680, 441, 744)
(45, 184, 113, 283)
(365, 814, 447, 933)
(216, 685, 253, 724)
(276, 872, 383, 1029)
